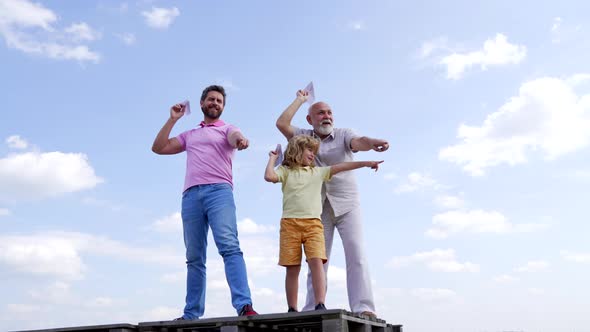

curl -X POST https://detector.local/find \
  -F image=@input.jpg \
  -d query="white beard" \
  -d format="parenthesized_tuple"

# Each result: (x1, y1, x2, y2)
(314, 124, 333, 136)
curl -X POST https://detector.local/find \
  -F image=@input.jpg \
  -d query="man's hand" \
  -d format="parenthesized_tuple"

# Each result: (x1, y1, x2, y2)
(170, 103, 186, 120)
(296, 89, 309, 103)
(371, 139, 389, 152)
(236, 138, 249, 150)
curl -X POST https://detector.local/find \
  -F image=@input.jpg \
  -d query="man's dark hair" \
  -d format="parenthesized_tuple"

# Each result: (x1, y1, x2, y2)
(200, 85, 226, 105)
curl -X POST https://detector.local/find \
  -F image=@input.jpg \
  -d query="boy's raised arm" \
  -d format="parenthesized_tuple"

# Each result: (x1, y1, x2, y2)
(330, 161, 383, 176)
(264, 151, 280, 183)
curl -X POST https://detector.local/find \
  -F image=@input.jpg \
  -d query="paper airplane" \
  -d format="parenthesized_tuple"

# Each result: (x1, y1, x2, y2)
(303, 82, 315, 105)
(180, 100, 191, 115)
(274, 144, 283, 167)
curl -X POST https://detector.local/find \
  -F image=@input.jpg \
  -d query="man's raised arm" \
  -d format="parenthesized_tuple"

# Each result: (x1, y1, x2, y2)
(276, 90, 309, 140)
(152, 103, 185, 155)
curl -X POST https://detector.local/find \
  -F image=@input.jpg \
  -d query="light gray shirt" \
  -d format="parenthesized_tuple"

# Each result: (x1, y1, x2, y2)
(294, 127, 360, 216)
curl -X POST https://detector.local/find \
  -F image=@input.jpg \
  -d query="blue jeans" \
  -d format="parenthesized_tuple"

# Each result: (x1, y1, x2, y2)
(181, 183, 252, 319)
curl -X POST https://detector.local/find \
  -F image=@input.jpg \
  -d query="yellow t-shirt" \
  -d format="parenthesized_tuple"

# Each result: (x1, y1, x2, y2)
(275, 166, 332, 219)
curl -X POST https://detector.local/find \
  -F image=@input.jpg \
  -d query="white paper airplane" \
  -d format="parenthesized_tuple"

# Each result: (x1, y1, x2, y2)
(274, 144, 283, 167)
(303, 82, 315, 105)
(180, 100, 191, 115)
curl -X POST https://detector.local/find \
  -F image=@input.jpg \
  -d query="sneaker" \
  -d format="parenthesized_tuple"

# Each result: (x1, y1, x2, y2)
(173, 317, 185, 321)
(239, 304, 258, 316)
(314, 303, 327, 311)
(288, 307, 298, 313)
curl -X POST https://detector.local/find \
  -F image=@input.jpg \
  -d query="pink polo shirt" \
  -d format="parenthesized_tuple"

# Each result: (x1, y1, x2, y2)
(176, 120, 238, 192)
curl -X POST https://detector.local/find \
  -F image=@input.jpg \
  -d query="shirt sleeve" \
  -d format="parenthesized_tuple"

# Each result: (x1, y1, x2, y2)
(175, 130, 188, 150)
(275, 166, 287, 183)
(226, 124, 240, 144)
(319, 166, 332, 182)
(293, 126, 312, 137)
(341, 128, 360, 152)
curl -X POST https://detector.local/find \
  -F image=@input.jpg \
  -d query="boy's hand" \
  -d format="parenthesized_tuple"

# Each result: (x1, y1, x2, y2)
(367, 160, 384, 171)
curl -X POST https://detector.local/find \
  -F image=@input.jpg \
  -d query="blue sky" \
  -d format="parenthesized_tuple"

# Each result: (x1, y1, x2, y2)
(1, 1, 590, 331)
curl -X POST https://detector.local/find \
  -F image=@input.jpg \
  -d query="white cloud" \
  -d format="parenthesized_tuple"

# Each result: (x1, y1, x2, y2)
(551, 17, 582, 44)
(551, 17, 562, 33)
(28, 281, 73, 304)
(433, 194, 464, 209)
(426, 209, 546, 239)
(238, 218, 275, 234)
(0, 0, 101, 62)
(6, 303, 41, 314)
(239, 233, 280, 277)
(252, 287, 275, 297)
(64, 22, 101, 42)
(395, 172, 440, 193)
(528, 288, 545, 295)
(115, 32, 136, 45)
(515, 260, 550, 273)
(81, 197, 123, 212)
(0, 150, 103, 201)
(383, 172, 397, 181)
(142, 306, 181, 321)
(0, 236, 86, 280)
(419, 36, 449, 58)
(348, 20, 365, 31)
(493, 274, 519, 283)
(161, 271, 184, 283)
(561, 250, 590, 263)
(411, 288, 457, 302)
(387, 249, 479, 273)
(327, 265, 347, 290)
(567, 73, 590, 87)
(142, 7, 179, 29)
(6, 135, 28, 149)
(86, 297, 114, 307)
(439, 34, 526, 80)
(150, 212, 182, 233)
(0, 207, 11, 216)
(214, 78, 239, 91)
(0, 232, 183, 280)
(439, 76, 590, 176)
(0, 0, 57, 29)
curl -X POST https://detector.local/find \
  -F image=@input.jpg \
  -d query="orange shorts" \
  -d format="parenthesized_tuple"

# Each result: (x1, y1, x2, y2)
(279, 218, 327, 266)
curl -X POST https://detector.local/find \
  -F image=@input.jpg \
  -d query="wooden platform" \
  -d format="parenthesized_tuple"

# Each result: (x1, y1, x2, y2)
(14, 309, 402, 332)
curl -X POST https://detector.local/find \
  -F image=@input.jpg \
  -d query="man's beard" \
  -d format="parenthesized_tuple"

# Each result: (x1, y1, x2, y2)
(201, 106, 222, 120)
(314, 123, 333, 136)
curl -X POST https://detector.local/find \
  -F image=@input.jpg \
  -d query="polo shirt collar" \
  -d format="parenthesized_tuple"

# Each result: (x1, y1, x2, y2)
(199, 119, 226, 127)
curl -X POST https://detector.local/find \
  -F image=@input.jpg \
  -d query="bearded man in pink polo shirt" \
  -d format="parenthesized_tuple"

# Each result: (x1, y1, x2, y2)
(152, 85, 257, 320)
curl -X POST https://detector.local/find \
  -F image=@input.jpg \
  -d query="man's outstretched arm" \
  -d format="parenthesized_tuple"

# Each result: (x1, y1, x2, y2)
(276, 90, 309, 140)
(229, 130, 249, 151)
(350, 136, 390, 153)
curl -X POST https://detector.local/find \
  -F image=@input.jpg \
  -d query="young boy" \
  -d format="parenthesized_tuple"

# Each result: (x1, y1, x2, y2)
(264, 135, 382, 312)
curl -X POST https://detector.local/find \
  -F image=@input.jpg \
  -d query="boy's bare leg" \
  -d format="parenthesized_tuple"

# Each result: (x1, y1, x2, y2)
(308, 258, 326, 305)
(286, 265, 301, 310)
